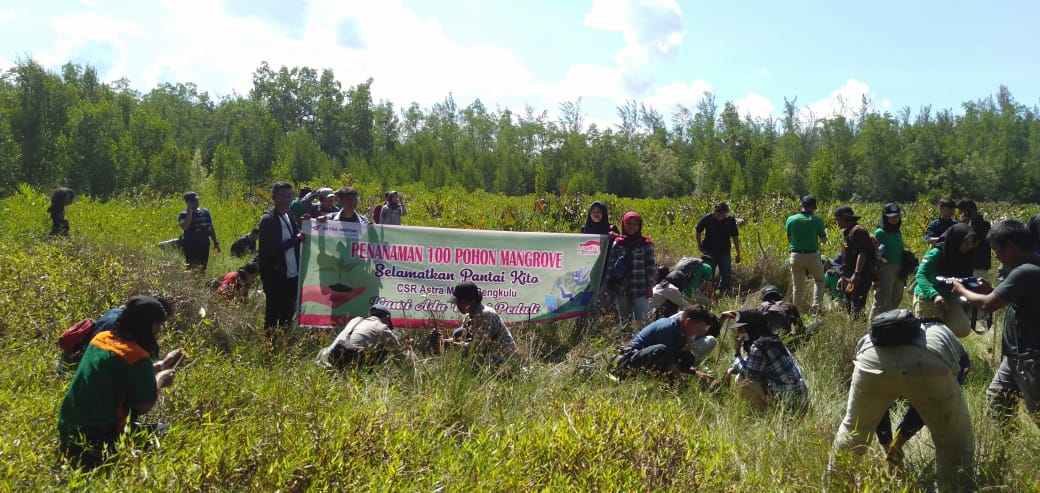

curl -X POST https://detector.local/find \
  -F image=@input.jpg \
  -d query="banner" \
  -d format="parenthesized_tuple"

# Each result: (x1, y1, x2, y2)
(297, 220, 608, 328)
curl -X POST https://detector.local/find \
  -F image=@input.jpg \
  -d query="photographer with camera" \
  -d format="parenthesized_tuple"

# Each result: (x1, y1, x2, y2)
(913, 223, 979, 338)
(952, 220, 1040, 431)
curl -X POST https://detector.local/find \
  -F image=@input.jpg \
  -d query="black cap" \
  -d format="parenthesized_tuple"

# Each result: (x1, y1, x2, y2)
(125, 295, 170, 323)
(183, 191, 200, 202)
(834, 205, 859, 221)
(733, 310, 768, 330)
(883, 202, 902, 217)
(715, 202, 730, 213)
(450, 281, 482, 303)
(369, 303, 391, 318)
(760, 285, 783, 302)
(800, 196, 817, 208)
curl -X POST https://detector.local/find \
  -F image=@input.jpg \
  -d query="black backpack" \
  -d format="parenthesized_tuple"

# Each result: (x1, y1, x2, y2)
(869, 308, 923, 346)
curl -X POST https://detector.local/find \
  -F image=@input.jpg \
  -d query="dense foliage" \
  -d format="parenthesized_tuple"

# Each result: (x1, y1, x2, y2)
(3, 189, 1040, 490)
(2, 58, 1040, 203)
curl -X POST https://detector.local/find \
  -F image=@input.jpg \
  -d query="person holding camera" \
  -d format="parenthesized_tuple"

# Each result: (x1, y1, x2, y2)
(913, 223, 979, 338)
(377, 191, 407, 225)
(58, 295, 186, 469)
(952, 219, 1040, 431)
(178, 191, 219, 271)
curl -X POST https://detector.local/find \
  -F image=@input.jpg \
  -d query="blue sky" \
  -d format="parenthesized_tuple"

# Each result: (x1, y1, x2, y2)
(2, 0, 1037, 128)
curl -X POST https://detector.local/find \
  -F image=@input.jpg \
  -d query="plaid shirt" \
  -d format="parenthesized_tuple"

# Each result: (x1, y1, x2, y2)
(734, 337, 808, 404)
(607, 241, 656, 298)
(463, 304, 517, 367)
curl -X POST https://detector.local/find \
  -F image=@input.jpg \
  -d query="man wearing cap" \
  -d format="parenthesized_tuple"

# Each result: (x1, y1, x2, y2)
(696, 202, 741, 294)
(618, 305, 716, 378)
(956, 198, 992, 280)
(178, 192, 219, 271)
(447, 281, 517, 370)
(759, 285, 805, 335)
(834, 206, 875, 314)
(304, 188, 340, 219)
(718, 309, 808, 412)
(785, 196, 827, 314)
(315, 303, 401, 371)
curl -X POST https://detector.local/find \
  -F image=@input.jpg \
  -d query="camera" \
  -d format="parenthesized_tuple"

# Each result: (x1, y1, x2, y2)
(934, 276, 983, 292)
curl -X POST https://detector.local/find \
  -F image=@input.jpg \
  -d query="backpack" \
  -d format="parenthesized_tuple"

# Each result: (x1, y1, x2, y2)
(760, 301, 801, 334)
(869, 308, 923, 347)
(58, 318, 96, 355)
(608, 244, 632, 282)
(850, 225, 881, 274)
(897, 249, 919, 281)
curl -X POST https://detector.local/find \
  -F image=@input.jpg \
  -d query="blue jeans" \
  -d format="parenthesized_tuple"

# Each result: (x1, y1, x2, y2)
(616, 295, 649, 324)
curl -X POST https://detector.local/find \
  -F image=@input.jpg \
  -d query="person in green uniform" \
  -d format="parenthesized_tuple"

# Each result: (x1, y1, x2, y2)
(872, 203, 905, 318)
(785, 196, 828, 314)
(913, 223, 979, 338)
(57, 295, 186, 469)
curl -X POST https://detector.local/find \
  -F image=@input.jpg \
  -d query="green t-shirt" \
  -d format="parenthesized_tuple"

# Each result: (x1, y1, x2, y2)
(682, 263, 715, 298)
(914, 247, 954, 303)
(874, 228, 904, 264)
(785, 212, 827, 252)
(58, 331, 156, 441)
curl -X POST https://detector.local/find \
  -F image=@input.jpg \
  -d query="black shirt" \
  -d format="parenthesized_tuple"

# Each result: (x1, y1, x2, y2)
(968, 217, 992, 270)
(695, 214, 738, 255)
(994, 260, 1040, 357)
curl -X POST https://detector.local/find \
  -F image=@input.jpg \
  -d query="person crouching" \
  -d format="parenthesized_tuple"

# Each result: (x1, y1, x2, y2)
(616, 305, 715, 379)
(718, 310, 808, 412)
(316, 303, 401, 371)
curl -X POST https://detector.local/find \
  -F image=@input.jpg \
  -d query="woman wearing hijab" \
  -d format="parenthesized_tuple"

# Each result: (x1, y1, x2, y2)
(580, 201, 619, 237)
(871, 203, 906, 317)
(605, 211, 655, 324)
(913, 223, 979, 337)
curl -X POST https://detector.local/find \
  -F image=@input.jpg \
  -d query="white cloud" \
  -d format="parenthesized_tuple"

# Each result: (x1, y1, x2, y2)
(39, 13, 140, 81)
(583, 0, 685, 95)
(0, 9, 16, 22)
(800, 78, 874, 121)
(643, 78, 712, 114)
(734, 92, 775, 121)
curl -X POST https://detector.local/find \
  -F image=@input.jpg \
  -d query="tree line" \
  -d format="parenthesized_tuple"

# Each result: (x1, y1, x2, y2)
(1, 57, 1038, 202)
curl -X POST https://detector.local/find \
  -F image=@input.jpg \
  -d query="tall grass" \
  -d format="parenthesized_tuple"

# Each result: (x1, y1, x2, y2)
(2, 188, 1039, 491)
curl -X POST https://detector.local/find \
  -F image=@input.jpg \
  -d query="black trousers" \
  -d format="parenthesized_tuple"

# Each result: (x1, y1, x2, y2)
(844, 274, 873, 314)
(263, 276, 299, 329)
(183, 245, 209, 271)
(626, 344, 677, 373)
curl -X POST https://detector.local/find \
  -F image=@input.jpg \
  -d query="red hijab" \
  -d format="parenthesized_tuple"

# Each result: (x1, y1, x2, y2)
(615, 211, 653, 248)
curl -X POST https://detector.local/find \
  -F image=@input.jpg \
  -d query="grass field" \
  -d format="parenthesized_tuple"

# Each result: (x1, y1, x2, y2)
(2, 185, 1039, 491)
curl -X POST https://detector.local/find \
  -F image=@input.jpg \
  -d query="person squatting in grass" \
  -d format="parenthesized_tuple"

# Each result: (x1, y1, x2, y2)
(716, 310, 808, 413)
(218, 261, 260, 301)
(614, 305, 718, 380)
(696, 202, 741, 294)
(57, 295, 187, 470)
(178, 191, 220, 271)
(229, 228, 259, 258)
(316, 303, 402, 371)
(606, 211, 655, 324)
(757, 285, 805, 336)
(912, 223, 979, 338)
(648, 256, 715, 319)
(826, 314, 973, 492)
(952, 219, 1040, 431)
(258, 182, 305, 331)
(48, 187, 76, 236)
(785, 195, 827, 315)
(834, 206, 875, 315)
(870, 202, 905, 319)
(441, 281, 518, 371)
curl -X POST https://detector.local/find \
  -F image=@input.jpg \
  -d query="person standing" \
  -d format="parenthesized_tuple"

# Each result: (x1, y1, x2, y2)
(953, 220, 1040, 431)
(871, 203, 905, 318)
(925, 198, 958, 247)
(327, 186, 370, 225)
(957, 198, 992, 280)
(696, 202, 741, 294)
(606, 212, 656, 324)
(48, 187, 76, 236)
(258, 182, 305, 330)
(178, 192, 219, 271)
(785, 196, 827, 314)
(378, 191, 408, 225)
(834, 206, 875, 315)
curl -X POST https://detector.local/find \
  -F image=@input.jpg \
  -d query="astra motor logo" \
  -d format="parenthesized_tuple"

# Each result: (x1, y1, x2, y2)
(578, 240, 601, 256)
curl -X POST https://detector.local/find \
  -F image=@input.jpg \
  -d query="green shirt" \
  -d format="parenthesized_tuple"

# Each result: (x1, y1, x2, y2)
(785, 212, 826, 252)
(58, 331, 157, 442)
(874, 228, 904, 264)
(914, 247, 954, 303)
(682, 263, 715, 297)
